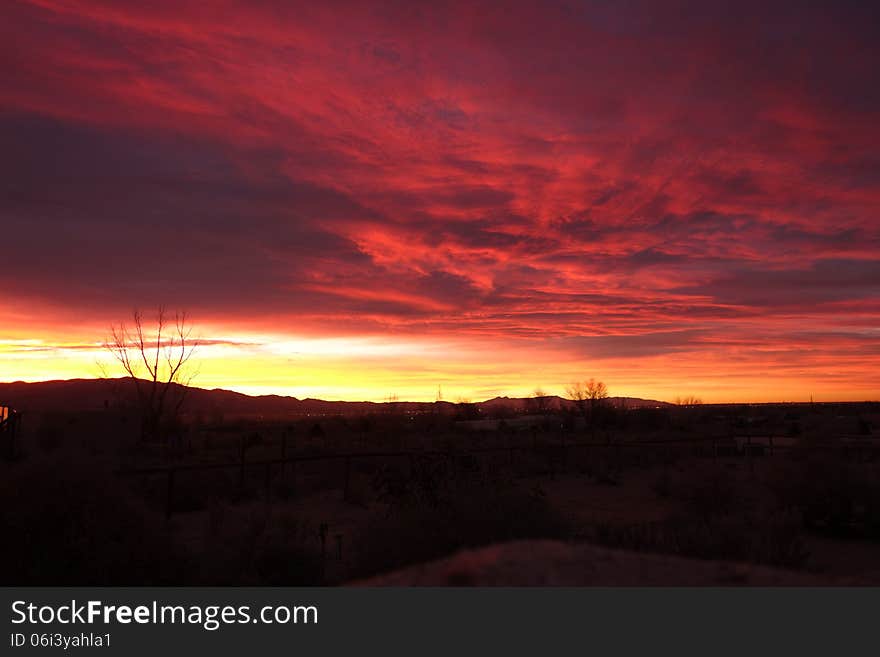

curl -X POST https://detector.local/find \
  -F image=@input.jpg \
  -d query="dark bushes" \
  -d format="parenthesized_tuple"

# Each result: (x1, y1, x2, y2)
(351, 457, 569, 578)
(0, 460, 190, 584)
(592, 511, 809, 570)
(602, 464, 810, 569)
(769, 457, 880, 539)
(197, 507, 324, 585)
(0, 460, 324, 585)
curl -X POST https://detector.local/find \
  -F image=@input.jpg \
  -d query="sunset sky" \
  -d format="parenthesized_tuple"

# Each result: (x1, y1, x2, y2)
(1, 1, 878, 402)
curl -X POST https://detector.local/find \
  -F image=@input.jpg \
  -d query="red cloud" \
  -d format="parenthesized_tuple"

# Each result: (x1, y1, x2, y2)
(1, 0, 878, 400)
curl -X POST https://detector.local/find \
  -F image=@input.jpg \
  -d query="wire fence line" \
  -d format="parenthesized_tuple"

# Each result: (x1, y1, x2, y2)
(114, 432, 880, 519)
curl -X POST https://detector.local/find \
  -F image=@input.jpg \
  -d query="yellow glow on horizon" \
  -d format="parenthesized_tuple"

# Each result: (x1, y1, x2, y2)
(1, 330, 877, 404)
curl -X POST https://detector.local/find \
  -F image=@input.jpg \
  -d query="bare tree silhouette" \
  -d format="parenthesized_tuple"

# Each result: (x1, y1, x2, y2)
(102, 307, 199, 443)
(566, 378, 608, 438)
(532, 387, 550, 414)
(675, 395, 703, 407)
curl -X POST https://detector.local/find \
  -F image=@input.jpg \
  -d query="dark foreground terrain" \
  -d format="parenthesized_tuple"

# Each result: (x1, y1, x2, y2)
(2, 380, 879, 585)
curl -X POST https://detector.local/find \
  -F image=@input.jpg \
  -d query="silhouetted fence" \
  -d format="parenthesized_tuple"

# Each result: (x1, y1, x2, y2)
(0, 405, 21, 460)
(116, 432, 880, 519)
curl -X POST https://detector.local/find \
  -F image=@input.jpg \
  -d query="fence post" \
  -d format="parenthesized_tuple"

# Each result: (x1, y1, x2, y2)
(319, 523, 328, 582)
(747, 434, 754, 477)
(264, 462, 272, 500)
(238, 435, 246, 495)
(290, 460, 297, 499)
(165, 469, 176, 521)
(280, 430, 288, 477)
(8, 414, 14, 460)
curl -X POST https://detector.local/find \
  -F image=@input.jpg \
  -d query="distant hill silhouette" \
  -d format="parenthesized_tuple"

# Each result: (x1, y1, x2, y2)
(0, 378, 672, 417)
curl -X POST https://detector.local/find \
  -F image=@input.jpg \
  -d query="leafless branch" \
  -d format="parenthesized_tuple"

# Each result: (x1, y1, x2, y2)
(101, 306, 200, 442)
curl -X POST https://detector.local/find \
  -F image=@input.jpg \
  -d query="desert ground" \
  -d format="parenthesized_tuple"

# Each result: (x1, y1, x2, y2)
(2, 383, 879, 585)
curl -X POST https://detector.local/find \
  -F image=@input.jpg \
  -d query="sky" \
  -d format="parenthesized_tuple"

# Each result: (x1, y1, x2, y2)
(1, 0, 879, 402)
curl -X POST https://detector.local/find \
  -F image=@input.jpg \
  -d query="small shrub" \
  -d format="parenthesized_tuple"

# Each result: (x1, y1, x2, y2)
(345, 473, 372, 508)
(592, 510, 809, 570)
(251, 515, 324, 585)
(352, 480, 569, 579)
(652, 470, 673, 498)
(0, 460, 190, 584)
(35, 424, 64, 452)
(769, 457, 880, 539)
(594, 464, 810, 570)
(674, 465, 743, 520)
(198, 507, 323, 585)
